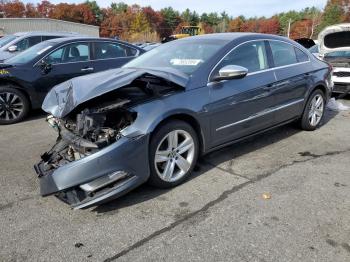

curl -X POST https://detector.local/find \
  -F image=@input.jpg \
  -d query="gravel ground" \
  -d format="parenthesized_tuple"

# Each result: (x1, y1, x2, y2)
(0, 99, 349, 262)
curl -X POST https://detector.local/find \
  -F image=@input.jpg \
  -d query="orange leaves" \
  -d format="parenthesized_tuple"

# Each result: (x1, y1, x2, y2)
(1, 0, 25, 18)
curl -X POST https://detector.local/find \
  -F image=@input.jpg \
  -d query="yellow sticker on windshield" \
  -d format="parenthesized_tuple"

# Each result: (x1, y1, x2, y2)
(0, 69, 9, 75)
(170, 59, 203, 66)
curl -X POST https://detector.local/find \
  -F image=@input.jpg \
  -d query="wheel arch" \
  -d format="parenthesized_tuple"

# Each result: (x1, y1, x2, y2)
(150, 113, 206, 155)
(0, 80, 32, 108)
(311, 83, 327, 97)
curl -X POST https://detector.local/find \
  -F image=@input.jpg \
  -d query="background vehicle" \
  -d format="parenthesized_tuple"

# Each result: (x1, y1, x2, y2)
(0, 31, 79, 62)
(318, 23, 350, 95)
(35, 33, 332, 209)
(162, 24, 205, 43)
(0, 37, 144, 124)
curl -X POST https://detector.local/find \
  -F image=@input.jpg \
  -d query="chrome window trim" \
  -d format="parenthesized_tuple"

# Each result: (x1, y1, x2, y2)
(216, 98, 305, 131)
(33, 40, 91, 67)
(208, 38, 311, 83)
(247, 60, 310, 76)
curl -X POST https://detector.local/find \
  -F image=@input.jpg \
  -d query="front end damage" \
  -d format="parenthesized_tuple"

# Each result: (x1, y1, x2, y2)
(34, 101, 150, 209)
(35, 70, 186, 209)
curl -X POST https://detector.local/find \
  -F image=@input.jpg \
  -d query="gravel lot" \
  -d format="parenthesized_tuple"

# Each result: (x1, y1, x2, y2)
(0, 99, 349, 262)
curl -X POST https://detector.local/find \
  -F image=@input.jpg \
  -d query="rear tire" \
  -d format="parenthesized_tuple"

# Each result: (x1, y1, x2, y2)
(299, 89, 325, 131)
(0, 86, 30, 125)
(148, 120, 199, 188)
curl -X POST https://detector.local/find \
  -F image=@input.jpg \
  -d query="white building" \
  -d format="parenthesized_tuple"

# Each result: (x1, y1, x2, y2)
(0, 18, 99, 37)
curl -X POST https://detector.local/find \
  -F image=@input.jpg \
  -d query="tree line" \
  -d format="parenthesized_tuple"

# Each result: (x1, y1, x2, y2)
(0, 0, 349, 42)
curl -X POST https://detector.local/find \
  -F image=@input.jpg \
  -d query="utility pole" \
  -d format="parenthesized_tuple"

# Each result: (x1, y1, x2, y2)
(287, 18, 292, 38)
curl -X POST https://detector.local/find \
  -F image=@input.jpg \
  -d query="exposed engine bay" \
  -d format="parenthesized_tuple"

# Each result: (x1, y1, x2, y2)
(38, 75, 183, 173)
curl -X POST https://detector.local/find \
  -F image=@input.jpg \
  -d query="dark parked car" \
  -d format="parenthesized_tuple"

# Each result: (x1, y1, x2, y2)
(35, 33, 332, 209)
(0, 31, 79, 62)
(0, 37, 144, 124)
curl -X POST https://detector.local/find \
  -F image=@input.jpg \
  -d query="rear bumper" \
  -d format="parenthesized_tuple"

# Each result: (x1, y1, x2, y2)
(34, 134, 150, 209)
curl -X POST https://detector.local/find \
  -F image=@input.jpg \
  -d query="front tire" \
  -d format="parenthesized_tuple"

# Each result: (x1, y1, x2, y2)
(0, 86, 30, 125)
(148, 120, 199, 188)
(300, 89, 325, 131)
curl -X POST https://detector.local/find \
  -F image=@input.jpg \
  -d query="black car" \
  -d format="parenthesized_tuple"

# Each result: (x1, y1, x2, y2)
(0, 37, 144, 124)
(35, 33, 332, 209)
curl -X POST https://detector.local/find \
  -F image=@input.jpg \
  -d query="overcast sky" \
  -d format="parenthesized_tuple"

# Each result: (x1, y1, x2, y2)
(25, 0, 328, 17)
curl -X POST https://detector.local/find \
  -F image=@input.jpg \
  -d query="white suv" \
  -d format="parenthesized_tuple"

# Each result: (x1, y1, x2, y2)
(318, 23, 350, 95)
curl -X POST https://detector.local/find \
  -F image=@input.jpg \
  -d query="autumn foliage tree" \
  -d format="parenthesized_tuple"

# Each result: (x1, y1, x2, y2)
(0, 0, 347, 41)
(258, 17, 280, 34)
(36, 0, 53, 18)
(2, 0, 25, 17)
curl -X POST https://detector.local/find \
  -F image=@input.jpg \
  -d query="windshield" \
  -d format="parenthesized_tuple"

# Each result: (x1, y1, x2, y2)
(124, 39, 228, 75)
(5, 41, 53, 64)
(325, 51, 350, 58)
(0, 35, 17, 48)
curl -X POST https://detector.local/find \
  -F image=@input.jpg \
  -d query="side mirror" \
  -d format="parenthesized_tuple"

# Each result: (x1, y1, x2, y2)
(8, 45, 17, 52)
(39, 59, 52, 74)
(212, 65, 248, 82)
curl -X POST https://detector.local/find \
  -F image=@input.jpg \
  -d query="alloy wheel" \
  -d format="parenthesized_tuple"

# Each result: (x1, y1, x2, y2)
(308, 94, 324, 127)
(0, 91, 24, 121)
(154, 130, 195, 182)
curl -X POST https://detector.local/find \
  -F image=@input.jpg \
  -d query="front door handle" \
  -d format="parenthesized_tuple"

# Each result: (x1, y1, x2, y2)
(81, 67, 94, 72)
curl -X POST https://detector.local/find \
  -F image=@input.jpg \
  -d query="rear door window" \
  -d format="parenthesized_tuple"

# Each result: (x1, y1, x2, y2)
(93, 42, 138, 59)
(294, 47, 309, 63)
(269, 41, 298, 67)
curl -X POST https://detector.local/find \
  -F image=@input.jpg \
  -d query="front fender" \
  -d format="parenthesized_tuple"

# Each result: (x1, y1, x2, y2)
(121, 90, 208, 138)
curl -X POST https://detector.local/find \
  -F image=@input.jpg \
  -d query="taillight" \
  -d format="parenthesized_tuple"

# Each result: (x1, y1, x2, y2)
(328, 63, 333, 72)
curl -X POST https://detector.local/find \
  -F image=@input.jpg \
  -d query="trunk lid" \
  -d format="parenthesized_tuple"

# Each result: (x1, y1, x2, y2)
(318, 23, 350, 55)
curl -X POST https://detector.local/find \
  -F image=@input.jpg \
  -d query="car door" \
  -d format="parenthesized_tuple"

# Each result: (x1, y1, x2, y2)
(208, 40, 278, 147)
(91, 41, 139, 72)
(268, 40, 311, 123)
(35, 42, 94, 93)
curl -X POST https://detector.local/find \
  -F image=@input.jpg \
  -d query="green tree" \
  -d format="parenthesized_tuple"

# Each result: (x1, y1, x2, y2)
(200, 12, 209, 24)
(160, 7, 180, 30)
(110, 2, 127, 14)
(85, 0, 102, 24)
(207, 12, 220, 26)
(278, 11, 302, 35)
(318, 3, 344, 32)
(182, 8, 191, 23)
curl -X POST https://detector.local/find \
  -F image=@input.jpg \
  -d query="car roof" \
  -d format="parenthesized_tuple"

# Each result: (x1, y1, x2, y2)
(45, 37, 141, 48)
(179, 32, 295, 43)
(13, 31, 81, 37)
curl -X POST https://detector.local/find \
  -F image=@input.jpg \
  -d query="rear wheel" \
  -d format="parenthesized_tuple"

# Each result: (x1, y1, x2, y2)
(148, 120, 199, 188)
(0, 86, 30, 125)
(299, 89, 325, 131)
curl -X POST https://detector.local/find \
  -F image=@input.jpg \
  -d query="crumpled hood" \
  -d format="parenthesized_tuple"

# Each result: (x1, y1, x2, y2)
(318, 23, 350, 54)
(42, 67, 189, 118)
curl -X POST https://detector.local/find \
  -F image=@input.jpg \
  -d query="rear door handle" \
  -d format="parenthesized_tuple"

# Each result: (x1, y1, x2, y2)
(81, 67, 94, 72)
(271, 80, 290, 88)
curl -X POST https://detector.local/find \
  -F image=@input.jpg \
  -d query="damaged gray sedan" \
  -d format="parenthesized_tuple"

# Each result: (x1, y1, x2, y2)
(35, 33, 332, 209)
